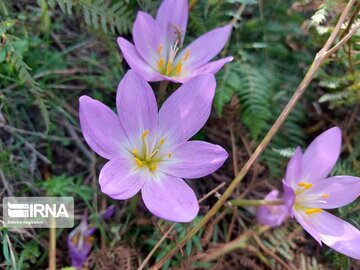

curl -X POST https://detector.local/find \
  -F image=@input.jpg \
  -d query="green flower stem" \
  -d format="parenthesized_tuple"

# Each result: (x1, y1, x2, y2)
(158, 81, 169, 104)
(230, 198, 284, 207)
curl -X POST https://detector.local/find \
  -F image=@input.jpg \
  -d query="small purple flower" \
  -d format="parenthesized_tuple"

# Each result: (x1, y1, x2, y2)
(100, 205, 115, 220)
(283, 127, 360, 260)
(79, 70, 228, 222)
(117, 0, 233, 83)
(67, 206, 114, 267)
(256, 190, 289, 227)
(67, 213, 96, 268)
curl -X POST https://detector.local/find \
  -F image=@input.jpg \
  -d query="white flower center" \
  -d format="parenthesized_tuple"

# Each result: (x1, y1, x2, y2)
(293, 181, 330, 215)
(131, 130, 171, 172)
(156, 41, 190, 77)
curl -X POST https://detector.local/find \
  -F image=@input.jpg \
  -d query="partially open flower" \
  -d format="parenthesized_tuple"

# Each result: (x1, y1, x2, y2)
(256, 190, 289, 227)
(283, 127, 360, 260)
(67, 213, 96, 268)
(67, 206, 114, 268)
(118, 0, 233, 83)
(79, 70, 228, 222)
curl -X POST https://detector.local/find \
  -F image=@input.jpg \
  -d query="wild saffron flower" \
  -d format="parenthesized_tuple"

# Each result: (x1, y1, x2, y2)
(79, 70, 228, 222)
(68, 207, 114, 267)
(256, 190, 289, 227)
(117, 0, 233, 83)
(283, 127, 360, 260)
(68, 213, 96, 267)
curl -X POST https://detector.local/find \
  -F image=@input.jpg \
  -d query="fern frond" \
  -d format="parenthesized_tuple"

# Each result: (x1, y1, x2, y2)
(10, 50, 39, 88)
(215, 61, 276, 140)
(309, 0, 336, 27)
(48, 0, 133, 34)
(235, 64, 272, 139)
(272, 147, 296, 158)
(0, 19, 16, 35)
(214, 62, 239, 116)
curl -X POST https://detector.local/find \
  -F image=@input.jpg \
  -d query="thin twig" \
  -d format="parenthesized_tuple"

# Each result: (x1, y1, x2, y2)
(253, 234, 292, 270)
(199, 181, 226, 203)
(150, 1, 357, 268)
(325, 23, 360, 57)
(229, 124, 238, 176)
(0, 123, 70, 142)
(5, 233, 17, 269)
(231, 4, 246, 26)
(138, 223, 177, 270)
(11, 132, 51, 164)
(63, 120, 95, 162)
(0, 169, 12, 196)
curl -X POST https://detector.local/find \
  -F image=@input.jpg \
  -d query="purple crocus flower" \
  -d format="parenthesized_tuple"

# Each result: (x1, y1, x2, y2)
(79, 70, 228, 222)
(283, 127, 360, 260)
(117, 0, 233, 83)
(256, 190, 289, 227)
(67, 213, 96, 268)
(67, 206, 114, 267)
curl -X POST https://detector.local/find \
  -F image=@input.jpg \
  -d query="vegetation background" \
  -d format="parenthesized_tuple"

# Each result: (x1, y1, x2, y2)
(0, 0, 359, 269)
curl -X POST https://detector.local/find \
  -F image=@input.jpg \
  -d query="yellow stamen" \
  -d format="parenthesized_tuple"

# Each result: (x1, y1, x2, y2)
(85, 236, 94, 246)
(305, 208, 323, 215)
(132, 148, 138, 155)
(183, 49, 190, 61)
(321, 194, 330, 199)
(159, 138, 165, 145)
(149, 162, 158, 171)
(135, 157, 143, 167)
(157, 44, 163, 54)
(71, 234, 79, 246)
(166, 61, 172, 75)
(168, 152, 172, 158)
(298, 182, 313, 190)
(158, 57, 164, 71)
(142, 130, 149, 140)
(175, 61, 183, 75)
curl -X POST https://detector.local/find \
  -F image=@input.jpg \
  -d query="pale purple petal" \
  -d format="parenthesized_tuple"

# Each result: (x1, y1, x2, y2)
(293, 209, 322, 245)
(285, 147, 303, 187)
(160, 141, 228, 179)
(177, 25, 232, 70)
(300, 176, 360, 209)
(116, 70, 158, 147)
(156, 0, 188, 45)
(158, 74, 216, 144)
(133, 12, 165, 68)
(283, 180, 296, 212)
(256, 190, 289, 227)
(301, 127, 342, 182)
(68, 238, 91, 267)
(295, 210, 360, 260)
(141, 173, 199, 222)
(189, 56, 234, 77)
(117, 37, 163, 82)
(99, 158, 146, 200)
(167, 57, 233, 83)
(79, 96, 127, 160)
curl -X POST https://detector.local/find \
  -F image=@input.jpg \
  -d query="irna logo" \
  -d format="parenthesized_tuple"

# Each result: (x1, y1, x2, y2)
(7, 202, 69, 218)
(3, 197, 74, 228)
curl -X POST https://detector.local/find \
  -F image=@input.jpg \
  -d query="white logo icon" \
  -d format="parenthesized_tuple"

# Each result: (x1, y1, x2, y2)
(7, 202, 29, 218)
